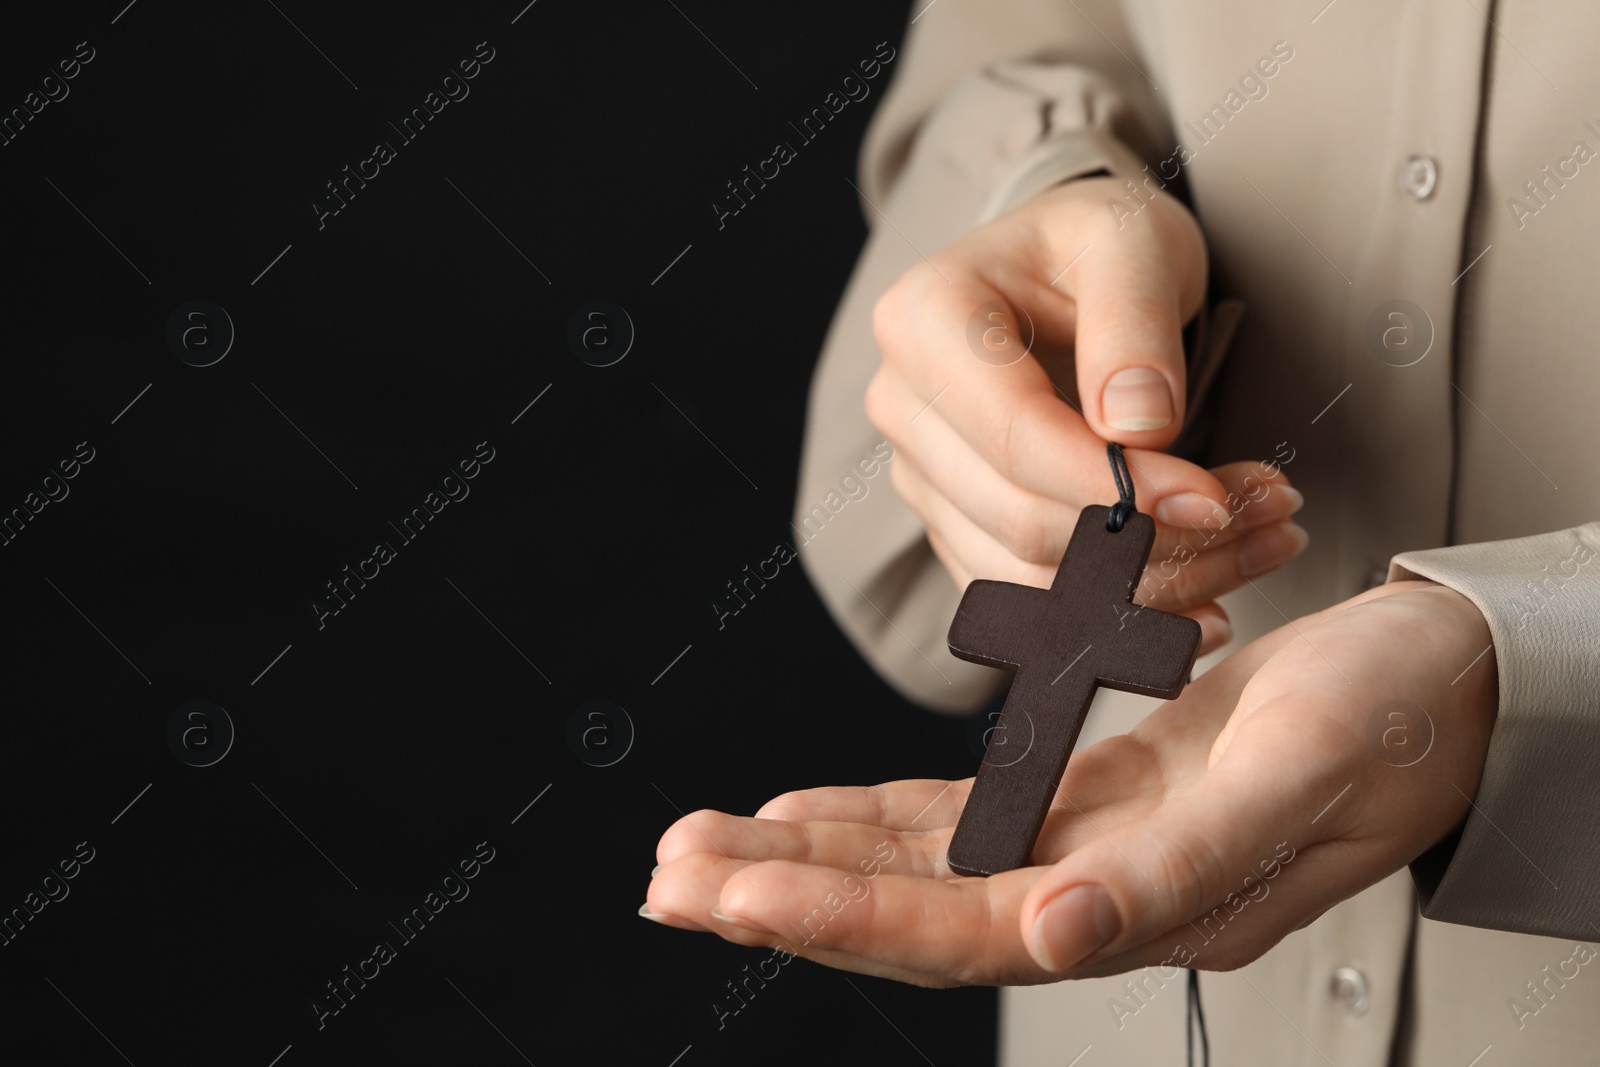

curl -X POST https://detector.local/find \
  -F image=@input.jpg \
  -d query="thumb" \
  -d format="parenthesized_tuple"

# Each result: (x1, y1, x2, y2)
(1017, 757, 1306, 974)
(1067, 209, 1205, 448)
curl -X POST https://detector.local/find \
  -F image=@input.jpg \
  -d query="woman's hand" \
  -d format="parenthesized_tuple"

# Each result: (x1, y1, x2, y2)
(646, 581, 1497, 987)
(866, 176, 1308, 655)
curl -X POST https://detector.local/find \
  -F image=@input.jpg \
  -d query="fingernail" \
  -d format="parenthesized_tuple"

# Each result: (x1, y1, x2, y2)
(710, 905, 769, 932)
(1102, 368, 1174, 431)
(639, 902, 672, 923)
(1236, 522, 1310, 578)
(651, 865, 660, 877)
(1154, 492, 1232, 530)
(1032, 884, 1120, 972)
(1278, 486, 1305, 515)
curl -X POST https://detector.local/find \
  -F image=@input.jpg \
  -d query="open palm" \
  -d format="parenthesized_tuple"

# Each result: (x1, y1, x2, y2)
(647, 580, 1496, 987)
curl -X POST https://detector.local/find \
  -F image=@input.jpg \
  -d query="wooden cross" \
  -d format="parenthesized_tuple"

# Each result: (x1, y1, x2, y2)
(945, 504, 1201, 877)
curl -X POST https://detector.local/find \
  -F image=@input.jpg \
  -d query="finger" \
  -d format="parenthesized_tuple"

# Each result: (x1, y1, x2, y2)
(1135, 519, 1310, 610)
(656, 808, 758, 869)
(717, 860, 1058, 986)
(650, 851, 757, 926)
(645, 848, 751, 933)
(754, 779, 972, 832)
(1036, 188, 1206, 447)
(895, 446, 1306, 610)
(1066, 212, 1203, 446)
(890, 404, 1302, 570)
(888, 414, 1304, 602)
(1019, 701, 1344, 975)
(882, 396, 1080, 566)
(896, 464, 1059, 589)
(901, 457, 1305, 615)
(655, 808, 951, 877)
(1044, 837, 1374, 977)
(890, 453, 1055, 585)
(869, 270, 1231, 518)
(924, 527, 974, 589)
(1150, 460, 1303, 561)
(874, 360, 1241, 550)
(654, 854, 973, 988)
(1180, 601, 1232, 657)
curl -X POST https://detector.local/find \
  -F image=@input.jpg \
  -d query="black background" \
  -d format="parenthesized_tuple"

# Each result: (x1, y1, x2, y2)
(0, 1, 1001, 1064)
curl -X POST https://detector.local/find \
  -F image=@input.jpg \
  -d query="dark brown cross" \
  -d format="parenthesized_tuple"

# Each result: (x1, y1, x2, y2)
(945, 504, 1201, 877)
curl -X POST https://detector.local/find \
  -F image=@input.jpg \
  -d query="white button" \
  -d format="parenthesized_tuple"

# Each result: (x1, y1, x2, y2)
(1399, 155, 1438, 200)
(1331, 966, 1370, 1015)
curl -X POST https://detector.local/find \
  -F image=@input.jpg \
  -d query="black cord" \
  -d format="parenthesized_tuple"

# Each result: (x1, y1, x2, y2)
(1186, 969, 1210, 1067)
(1108, 439, 1206, 1065)
(1109, 437, 1205, 1064)
(1106, 442, 1136, 532)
